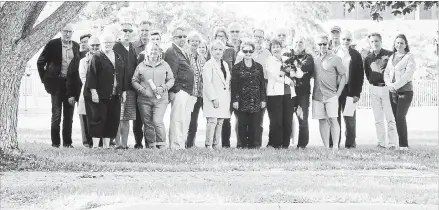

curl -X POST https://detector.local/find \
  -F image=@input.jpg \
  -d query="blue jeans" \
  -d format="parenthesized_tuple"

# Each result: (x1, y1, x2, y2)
(137, 95, 169, 147)
(50, 79, 74, 146)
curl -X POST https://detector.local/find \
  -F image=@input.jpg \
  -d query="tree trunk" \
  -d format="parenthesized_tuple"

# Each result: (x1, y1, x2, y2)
(0, 2, 88, 154)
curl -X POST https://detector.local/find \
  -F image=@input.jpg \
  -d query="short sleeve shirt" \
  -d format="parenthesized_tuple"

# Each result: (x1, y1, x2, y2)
(313, 52, 346, 102)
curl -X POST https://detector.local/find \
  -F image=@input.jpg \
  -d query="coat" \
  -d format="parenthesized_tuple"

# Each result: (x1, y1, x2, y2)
(265, 55, 296, 97)
(37, 38, 80, 94)
(345, 47, 364, 97)
(202, 58, 232, 119)
(84, 50, 127, 100)
(164, 43, 195, 95)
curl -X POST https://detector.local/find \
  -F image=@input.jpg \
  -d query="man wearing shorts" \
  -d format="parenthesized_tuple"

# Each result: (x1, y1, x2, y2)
(312, 35, 346, 150)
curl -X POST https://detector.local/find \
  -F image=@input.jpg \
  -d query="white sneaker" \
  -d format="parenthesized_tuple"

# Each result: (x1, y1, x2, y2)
(399, 147, 409, 151)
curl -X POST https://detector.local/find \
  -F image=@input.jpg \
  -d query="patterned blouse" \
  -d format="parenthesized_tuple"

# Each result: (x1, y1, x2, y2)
(189, 51, 208, 97)
(231, 59, 267, 113)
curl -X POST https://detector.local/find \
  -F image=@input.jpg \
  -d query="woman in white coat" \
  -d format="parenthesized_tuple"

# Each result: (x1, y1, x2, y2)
(202, 40, 232, 148)
(78, 37, 101, 147)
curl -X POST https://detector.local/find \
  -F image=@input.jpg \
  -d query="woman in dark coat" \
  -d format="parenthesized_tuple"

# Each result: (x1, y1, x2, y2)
(84, 34, 127, 148)
(231, 40, 266, 149)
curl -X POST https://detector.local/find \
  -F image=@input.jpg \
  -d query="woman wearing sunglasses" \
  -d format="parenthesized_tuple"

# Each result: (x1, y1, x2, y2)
(231, 40, 266, 149)
(265, 38, 297, 149)
(384, 34, 416, 151)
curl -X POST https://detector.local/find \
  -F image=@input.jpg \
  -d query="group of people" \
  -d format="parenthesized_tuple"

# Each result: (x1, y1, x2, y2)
(37, 20, 416, 151)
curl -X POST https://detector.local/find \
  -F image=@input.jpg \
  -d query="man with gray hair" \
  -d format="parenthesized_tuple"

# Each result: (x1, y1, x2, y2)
(37, 24, 80, 148)
(329, 27, 364, 149)
(164, 26, 197, 149)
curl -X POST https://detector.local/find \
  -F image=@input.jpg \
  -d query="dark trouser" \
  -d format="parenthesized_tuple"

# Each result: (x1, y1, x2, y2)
(50, 79, 75, 147)
(79, 114, 92, 146)
(390, 91, 413, 147)
(293, 94, 310, 148)
(236, 110, 263, 149)
(85, 96, 121, 138)
(222, 115, 240, 148)
(186, 97, 203, 148)
(329, 86, 356, 148)
(267, 95, 294, 148)
(133, 97, 145, 148)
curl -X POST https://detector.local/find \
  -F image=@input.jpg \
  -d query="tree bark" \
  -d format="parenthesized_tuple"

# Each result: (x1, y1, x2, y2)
(0, 2, 87, 153)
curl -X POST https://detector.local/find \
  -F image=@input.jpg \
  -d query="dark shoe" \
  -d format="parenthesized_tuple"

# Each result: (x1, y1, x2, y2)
(83, 144, 91, 148)
(345, 145, 356, 149)
(296, 146, 306, 150)
(134, 144, 143, 149)
(156, 145, 165, 149)
(115, 146, 125, 150)
(377, 144, 386, 149)
(51, 144, 60, 148)
(63, 144, 74, 148)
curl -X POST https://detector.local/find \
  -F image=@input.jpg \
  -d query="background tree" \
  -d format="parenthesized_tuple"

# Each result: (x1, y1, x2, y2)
(344, 1, 439, 21)
(0, 2, 88, 153)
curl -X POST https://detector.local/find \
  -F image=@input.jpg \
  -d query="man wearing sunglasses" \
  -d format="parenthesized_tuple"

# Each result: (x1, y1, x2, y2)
(131, 20, 152, 149)
(37, 24, 80, 148)
(164, 27, 197, 150)
(312, 35, 346, 150)
(113, 22, 139, 149)
(329, 27, 364, 149)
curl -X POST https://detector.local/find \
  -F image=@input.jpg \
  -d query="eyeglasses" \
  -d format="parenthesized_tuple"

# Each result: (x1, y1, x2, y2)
(216, 34, 225, 38)
(122, 29, 133, 33)
(174, 35, 187, 39)
(254, 35, 264, 39)
(277, 34, 286, 37)
(62, 30, 73, 34)
(342, 38, 352, 41)
(318, 43, 328, 46)
(140, 29, 149, 32)
(242, 50, 254, 54)
(230, 30, 240, 34)
(90, 44, 100, 47)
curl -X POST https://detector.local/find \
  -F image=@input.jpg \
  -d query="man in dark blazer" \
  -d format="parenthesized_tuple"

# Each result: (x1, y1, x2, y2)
(164, 26, 197, 150)
(37, 24, 80, 148)
(329, 27, 364, 149)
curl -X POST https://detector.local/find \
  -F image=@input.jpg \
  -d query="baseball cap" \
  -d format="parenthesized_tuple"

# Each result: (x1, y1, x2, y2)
(330, 26, 341, 33)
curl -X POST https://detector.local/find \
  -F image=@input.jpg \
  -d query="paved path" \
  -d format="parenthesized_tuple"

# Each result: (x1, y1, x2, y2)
(92, 203, 438, 210)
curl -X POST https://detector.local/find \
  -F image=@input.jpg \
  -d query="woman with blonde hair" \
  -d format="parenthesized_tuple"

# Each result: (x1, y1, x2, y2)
(132, 42, 175, 149)
(202, 40, 232, 149)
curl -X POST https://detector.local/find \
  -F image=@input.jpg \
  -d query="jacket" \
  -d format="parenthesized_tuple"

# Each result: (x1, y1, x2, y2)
(113, 42, 138, 91)
(231, 59, 266, 113)
(345, 47, 364, 97)
(202, 58, 232, 118)
(84, 50, 127, 99)
(384, 52, 416, 92)
(37, 38, 80, 94)
(131, 59, 175, 99)
(164, 43, 194, 95)
(364, 48, 393, 85)
(284, 50, 315, 96)
(65, 55, 82, 101)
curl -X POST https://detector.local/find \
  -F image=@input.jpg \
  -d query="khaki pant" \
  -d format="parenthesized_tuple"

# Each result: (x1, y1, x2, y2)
(168, 90, 197, 149)
(370, 85, 398, 147)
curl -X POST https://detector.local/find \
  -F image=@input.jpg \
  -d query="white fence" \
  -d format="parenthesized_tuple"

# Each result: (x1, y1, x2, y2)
(358, 80, 438, 108)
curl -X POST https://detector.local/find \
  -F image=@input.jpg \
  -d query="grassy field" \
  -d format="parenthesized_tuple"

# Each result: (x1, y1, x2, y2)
(1, 100, 437, 209)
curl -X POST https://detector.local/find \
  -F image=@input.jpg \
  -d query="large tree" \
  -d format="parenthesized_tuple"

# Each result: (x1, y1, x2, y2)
(0, 2, 88, 153)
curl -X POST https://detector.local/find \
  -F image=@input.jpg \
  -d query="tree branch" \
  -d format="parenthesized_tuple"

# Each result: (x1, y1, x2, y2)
(20, 1, 46, 39)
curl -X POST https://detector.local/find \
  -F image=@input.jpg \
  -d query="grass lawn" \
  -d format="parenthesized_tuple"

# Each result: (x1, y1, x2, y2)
(0, 103, 437, 209)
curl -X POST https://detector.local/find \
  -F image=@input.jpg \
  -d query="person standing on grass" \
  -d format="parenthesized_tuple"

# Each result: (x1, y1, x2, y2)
(231, 40, 266, 149)
(113, 22, 139, 150)
(384, 34, 416, 151)
(312, 34, 346, 150)
(219, 22, 242, 148)
(132, 42, 174, 149)
(186, 31, 210, 148)
(284, 36, 315, 149)
(164, 27, 197, 150)
(202, 40, 232, 149)
(364, 32, 398, 149)
(265, 39, 296, 149)
(84, 34, 127, 149)
(131, 20, 153, 149)
(234, 28, 272, 146)
(329, 29, 364, 149)
(67, 37, 102, 148)
(37, 24, 80, 148)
